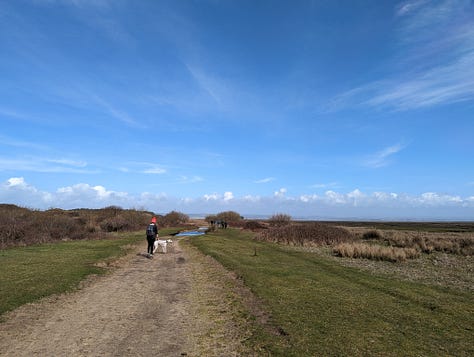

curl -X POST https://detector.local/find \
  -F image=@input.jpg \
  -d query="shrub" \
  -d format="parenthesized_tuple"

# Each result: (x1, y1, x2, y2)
(160, 211, 189, 227)
(255, 223, 354, 246)
(205, 214, 218, 224)
(99, 216, 130, 232)
(362, 230, 383, 240)
(0, 204, 156, 248)
(216, 211, 242, 223)
(243, 220, 268, 231)
(268, 213, 292, 227)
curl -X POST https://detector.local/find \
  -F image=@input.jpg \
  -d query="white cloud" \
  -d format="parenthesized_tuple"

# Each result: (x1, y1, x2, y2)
(0, 156, 96, 174)
(203, 193, 219, 201)
(143, 167, 167, 174)
(178, 175, 204, 183)
(395, 0, 428, 17)
(1, 177, 53, 206)
(0, 134, 48, 150)
(92, 95, 142, 127)
(223, 191, 234, 201)
(364, 143, 405, 168)
(364, 52, 474, 110)
(255, 177, 275, 184)
(310, 182, 338, 189)
(47, 158, 87, 167)
(1, 177, 474, 219)
(7, 177, 28, 187)
(328, 0, 474, 112)
(274, 188, 287, 198)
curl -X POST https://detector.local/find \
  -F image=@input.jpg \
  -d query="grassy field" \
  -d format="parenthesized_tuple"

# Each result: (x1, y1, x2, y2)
(0, 233, 143, 317)
(190, 228, 474, 356)
(0, 228, 183, 317)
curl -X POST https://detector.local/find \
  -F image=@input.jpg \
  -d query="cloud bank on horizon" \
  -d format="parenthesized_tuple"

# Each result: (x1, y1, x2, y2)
(2, 177, 473, 220)
(1, 0, 473, 220)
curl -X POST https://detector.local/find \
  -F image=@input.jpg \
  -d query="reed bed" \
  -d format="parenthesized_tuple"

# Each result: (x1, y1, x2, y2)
(333, 242, 420, 262)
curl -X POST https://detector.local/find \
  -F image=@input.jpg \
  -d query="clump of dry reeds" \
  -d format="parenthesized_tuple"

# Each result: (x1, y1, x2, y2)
(255, 222, 354, 246)
(383, 232, 474, 256)
(333, 242, 420, 262)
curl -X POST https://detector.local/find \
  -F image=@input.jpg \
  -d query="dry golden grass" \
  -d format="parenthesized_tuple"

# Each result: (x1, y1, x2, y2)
(345, 226, 474, 256)
(333, 242, 420, 262)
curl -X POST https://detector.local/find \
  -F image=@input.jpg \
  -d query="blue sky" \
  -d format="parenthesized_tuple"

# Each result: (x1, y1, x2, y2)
(1, 0, 473, 220)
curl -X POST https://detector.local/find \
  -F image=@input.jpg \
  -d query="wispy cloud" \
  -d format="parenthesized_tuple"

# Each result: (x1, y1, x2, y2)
(178, 175, 204, 184)
(255, 177, 275, 184)
(364, 143, 405, 168)
(142, 167, 167, 174)
(92, 95, 143, 127)
(364, 52, 474, 110)
(328, 0, 474, 112)
(395, 0, 428, 17)
(0, 134, 48, 150)
(0, 156, 97, 173)
(46, 158, 87, 167)
(310, 182, 339, 189)
(122, 161, 167, 175)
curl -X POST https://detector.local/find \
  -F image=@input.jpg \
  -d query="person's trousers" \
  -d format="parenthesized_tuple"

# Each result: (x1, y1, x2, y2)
(147, 236, 155, 254)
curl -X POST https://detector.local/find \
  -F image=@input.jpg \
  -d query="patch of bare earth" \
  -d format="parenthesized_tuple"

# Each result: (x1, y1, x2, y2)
(0, 236, 262, 356)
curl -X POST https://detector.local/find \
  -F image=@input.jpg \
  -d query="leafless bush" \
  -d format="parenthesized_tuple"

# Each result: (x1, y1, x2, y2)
(216, 211, 242, 223)
(333, 242, 420, 262)
(268, 213, 292, 227)
(0, 204, 157, 249)
(243, 220, 268, 231)
(255, 222, 354, 246)
(159, 211, 189, 227)
(362, 230, 383, 240)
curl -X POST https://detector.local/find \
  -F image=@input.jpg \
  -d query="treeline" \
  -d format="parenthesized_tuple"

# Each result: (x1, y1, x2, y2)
(0, 204, 190, 249)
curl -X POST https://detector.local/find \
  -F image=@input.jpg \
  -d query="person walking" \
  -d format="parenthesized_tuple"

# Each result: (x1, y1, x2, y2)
(146, 217, 158, 258)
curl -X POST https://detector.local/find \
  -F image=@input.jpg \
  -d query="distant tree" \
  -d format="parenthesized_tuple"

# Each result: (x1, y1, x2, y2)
(268, 213, 292, 227)
(162, 210, 189, 227)
(205, 214, 218, 223)
(216, 211, 242, 223)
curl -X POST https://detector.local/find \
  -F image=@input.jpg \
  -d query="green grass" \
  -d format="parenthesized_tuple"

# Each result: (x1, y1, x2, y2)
(0, 232, 143, 317)
(190, 229, 474, 356)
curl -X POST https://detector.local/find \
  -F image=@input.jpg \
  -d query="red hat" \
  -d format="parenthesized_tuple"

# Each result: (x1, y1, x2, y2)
(151, 217, 157, 223)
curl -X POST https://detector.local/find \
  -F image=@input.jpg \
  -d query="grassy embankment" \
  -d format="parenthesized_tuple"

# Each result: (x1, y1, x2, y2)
(190, 228, 474, 356)
(0, 228, 180, 317)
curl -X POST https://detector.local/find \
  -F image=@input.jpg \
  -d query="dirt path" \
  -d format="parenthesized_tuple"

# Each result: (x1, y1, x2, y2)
(0, 237, 257, 356)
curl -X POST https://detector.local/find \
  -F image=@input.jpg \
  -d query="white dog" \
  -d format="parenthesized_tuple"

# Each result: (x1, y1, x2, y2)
(153, 239, 172, 254)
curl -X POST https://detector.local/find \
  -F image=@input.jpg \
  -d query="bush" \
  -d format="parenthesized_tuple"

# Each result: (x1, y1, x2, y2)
(160, 211, 189, 227)
(362, 230, 383, 240)
(243, 220, 268, 231)
(0, 204, 154, 248)
(216, 211, 242, 223)
(205, 214, 218, 224)
(255, 223, 354, 247)
(268, 213, 292, 227)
